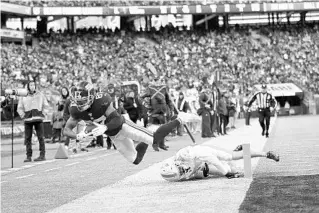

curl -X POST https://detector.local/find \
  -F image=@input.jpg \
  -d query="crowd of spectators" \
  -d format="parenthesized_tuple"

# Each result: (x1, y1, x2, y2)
(1, 24, 319, 103)
(3, 0, 314, 7)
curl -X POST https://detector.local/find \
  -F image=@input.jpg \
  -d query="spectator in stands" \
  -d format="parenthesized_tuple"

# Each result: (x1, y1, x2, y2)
(17, 80, 50, 162)
(59, 86, 69, 107)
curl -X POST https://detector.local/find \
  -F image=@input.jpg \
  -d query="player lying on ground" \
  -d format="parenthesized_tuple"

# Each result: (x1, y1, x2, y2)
(63, 81, 193, 165)
(160, 144, 280, 181)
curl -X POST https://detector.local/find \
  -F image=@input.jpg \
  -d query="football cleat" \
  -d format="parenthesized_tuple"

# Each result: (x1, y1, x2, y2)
(233, 145, 243, 152)
(133, 142, 149, 165)
(225, 172, 241, 179)
(152, 144, 169, 152)
(266, 151, 279, 162)
(203, 163, 209, 177)
(152, 144, 160, 152)
(265, 131, 269, 138)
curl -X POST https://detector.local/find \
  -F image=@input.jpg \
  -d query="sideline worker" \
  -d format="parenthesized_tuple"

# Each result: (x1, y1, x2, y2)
(17, 81, 50, 162)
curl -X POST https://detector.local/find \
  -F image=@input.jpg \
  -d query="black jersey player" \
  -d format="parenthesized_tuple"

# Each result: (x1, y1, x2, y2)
(63, 81, 189, 165)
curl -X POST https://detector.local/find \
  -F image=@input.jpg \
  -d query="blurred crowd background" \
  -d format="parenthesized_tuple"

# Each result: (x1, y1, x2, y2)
(2, 24, 319, 99)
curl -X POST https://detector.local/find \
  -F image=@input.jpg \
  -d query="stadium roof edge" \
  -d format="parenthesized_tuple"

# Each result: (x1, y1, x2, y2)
(1, 2, 32, 16)
(1, 1, 319, 17)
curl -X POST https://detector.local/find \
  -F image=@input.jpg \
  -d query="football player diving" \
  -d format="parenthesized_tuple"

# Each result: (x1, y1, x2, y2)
(160, 144, 280, 181)
(63, 81, 190, 165)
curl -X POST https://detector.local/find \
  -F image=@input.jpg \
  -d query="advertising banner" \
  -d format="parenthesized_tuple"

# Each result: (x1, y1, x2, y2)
(0, 28, 25, 40)
(30, 2, 319, 16)
(254, 83, 303, 98)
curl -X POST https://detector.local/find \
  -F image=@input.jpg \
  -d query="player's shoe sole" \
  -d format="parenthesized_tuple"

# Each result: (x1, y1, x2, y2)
(133, 142, 149, 165)
(267, 151, 280, 162)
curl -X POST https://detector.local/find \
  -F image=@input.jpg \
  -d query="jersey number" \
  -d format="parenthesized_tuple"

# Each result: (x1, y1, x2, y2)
(95, 93, 103, 99)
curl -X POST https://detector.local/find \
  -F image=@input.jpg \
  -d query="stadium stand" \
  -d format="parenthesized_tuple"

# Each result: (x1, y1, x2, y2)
(1, 25, 318, 95)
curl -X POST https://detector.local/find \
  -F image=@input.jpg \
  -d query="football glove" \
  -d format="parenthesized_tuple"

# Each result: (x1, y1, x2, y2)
(76, 131, 88, 141)
(91, 122, 107, 137)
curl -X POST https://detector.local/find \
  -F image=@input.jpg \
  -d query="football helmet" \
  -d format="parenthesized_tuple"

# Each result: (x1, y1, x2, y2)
(70, 81, 95, 112)
(160, 160, 181, 182)
(160, 159, 193, 182)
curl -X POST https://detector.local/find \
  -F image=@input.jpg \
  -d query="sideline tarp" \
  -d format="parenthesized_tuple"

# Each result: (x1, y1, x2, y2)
(254, 83, 303, 98)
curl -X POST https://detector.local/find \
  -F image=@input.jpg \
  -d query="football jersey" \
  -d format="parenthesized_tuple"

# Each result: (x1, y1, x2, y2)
(174, 145, 233, 180)
(69, 92, 112, 123)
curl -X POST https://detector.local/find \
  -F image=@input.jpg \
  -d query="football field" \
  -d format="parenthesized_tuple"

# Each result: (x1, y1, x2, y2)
(1, 116, 319, 213)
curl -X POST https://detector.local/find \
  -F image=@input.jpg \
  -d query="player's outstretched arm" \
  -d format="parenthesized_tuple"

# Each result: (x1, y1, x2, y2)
(63, 117, 80, 139)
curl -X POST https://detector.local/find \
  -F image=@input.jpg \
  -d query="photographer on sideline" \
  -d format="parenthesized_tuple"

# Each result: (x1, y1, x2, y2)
(17, 81, 50, 162)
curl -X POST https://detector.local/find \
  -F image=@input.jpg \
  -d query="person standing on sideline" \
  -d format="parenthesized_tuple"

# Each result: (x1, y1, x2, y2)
(228, 93, 237, 129)
(51, 104, 64, 143)
(174, 91, 191, 136)
(248, 84, 277, 138)
(217, 93, 228, 135)
(211, 83, 221, 135)
(198, 85, 215, 138)
(17, 81, 50, 162)
(243, 93, 251, 126)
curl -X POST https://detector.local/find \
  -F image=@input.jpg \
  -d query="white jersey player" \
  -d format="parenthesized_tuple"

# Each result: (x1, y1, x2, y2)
(160, 144, 280, 181)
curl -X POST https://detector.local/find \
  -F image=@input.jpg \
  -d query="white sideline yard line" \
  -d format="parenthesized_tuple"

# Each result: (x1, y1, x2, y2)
(1, 148, 112, 175)
(7, 168, 22, 171)
(48, 119, 277, 213)
(86, 157, 98, 161)
(45, 167, 61, 172)
(1, 170, 11, 174)
(99, 152, 117, 157)
(16, 174, 34, 179)
(1, 181, 8, 184)
(65, 162, 80, 167)
(22, 164, 36, 168)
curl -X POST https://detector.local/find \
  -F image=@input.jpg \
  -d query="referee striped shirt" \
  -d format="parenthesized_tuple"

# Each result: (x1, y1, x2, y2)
(248, 92, 277, 109)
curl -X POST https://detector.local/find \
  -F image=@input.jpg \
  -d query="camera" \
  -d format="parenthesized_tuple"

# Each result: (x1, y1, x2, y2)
(4, 89, 28, 97)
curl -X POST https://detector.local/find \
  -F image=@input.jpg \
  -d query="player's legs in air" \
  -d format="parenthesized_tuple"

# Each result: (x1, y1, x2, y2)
(109, 114, 187, 165)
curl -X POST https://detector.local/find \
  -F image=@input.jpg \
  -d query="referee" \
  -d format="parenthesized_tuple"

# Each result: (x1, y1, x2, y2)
(248, 84, 277, 138)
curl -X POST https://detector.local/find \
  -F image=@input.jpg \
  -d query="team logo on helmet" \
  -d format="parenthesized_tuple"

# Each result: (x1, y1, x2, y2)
(70, 81, 96, 112)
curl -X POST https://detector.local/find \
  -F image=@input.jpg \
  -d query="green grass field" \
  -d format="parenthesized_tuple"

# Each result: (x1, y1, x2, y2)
(239, 175, 319, 213)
